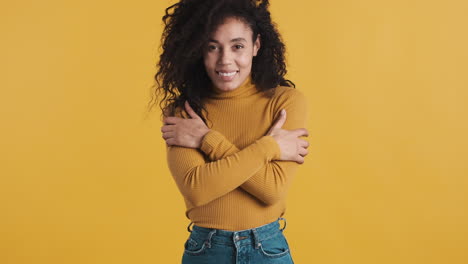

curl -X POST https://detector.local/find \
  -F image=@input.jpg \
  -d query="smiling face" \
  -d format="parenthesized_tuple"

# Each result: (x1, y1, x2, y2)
(203, 17, 260, 93)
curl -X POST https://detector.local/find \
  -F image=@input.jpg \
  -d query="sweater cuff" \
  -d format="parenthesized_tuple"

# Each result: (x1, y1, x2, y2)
(200, 129, 225, 155)
(256, 136, 281, 161)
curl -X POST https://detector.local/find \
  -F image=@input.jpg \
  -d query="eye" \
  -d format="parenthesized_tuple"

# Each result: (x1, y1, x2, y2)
(207, 45, 218, 51)
(234, 44, 244, 49)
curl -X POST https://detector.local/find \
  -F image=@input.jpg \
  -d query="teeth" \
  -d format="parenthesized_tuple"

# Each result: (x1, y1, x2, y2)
(217, 71, 237, 77)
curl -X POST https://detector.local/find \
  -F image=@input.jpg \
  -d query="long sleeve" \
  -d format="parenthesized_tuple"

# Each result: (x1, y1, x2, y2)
(199, 89, 308, 205)
(166, 134, 280, 207)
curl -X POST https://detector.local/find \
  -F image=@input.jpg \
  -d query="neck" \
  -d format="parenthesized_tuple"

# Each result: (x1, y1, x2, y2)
(209, 75, 258, 99)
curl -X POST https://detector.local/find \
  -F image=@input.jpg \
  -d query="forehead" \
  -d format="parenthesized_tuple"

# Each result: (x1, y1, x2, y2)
(209, 17, 253, 42)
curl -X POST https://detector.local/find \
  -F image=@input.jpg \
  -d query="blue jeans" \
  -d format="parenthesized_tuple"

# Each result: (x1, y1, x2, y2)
(181, 218, 294, 264)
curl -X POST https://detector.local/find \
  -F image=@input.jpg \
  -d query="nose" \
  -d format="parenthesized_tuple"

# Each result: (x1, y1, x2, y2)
(217, 49, 233, 65)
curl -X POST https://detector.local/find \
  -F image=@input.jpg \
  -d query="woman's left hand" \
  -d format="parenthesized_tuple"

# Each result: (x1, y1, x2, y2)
(161, 101, 210, 148)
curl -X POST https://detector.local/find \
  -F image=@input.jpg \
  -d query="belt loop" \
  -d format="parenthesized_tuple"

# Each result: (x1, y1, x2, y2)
(187, 222, 194, 233)
(252, 228, 261, 249)
(278, 217, 287, 231)
(205, 230, 216, 248)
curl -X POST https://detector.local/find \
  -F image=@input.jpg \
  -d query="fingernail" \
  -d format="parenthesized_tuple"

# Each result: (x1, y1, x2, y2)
(281, 109, 285, 115)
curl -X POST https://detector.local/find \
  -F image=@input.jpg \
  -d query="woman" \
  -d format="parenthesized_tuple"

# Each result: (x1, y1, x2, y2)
(151, 0, 309, 263)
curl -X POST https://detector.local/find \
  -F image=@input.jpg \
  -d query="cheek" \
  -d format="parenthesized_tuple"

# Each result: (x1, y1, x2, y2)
(237, 55, 254, 68)
(203, 56, 214, 71)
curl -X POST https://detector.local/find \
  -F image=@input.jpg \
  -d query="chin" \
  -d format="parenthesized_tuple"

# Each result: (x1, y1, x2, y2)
(215, 82, 239, 91)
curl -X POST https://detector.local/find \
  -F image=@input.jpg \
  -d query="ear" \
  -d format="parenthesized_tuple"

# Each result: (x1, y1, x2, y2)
(253, 34, 261, 56)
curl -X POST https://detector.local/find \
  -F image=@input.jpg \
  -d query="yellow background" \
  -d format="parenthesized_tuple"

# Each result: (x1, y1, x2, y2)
(1, 0, 467, 263)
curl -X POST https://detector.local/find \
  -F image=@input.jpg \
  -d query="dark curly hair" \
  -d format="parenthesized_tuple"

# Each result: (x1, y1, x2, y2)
(147, 0, 295, 125)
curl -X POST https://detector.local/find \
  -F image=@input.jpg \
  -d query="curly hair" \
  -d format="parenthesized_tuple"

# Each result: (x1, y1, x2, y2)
(147, 0, 295, 125)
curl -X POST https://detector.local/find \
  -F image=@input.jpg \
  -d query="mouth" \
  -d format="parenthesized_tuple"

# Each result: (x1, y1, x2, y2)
(215, 70, 239, 81)
(216, 70, 239, 76)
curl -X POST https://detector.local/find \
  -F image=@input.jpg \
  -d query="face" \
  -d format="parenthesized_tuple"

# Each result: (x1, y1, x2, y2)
(203, 17, 260, 93)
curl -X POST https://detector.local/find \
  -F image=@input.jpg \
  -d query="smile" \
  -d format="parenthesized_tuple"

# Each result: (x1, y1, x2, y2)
(216, 71, 238, 76)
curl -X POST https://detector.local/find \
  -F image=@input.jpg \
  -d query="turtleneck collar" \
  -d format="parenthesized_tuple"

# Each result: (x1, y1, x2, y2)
(208, 75, 258, 99)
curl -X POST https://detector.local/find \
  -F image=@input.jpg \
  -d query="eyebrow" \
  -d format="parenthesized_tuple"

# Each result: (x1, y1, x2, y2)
(208, 38, 247, 43)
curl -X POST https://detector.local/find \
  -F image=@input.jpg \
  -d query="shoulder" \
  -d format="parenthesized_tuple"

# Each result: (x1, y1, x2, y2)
(267, 85, 308, 128)
(270, 85, 307, 107)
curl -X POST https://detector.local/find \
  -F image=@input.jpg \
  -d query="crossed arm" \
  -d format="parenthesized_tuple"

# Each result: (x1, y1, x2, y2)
(165, 89, 308, 207)
(199, 129, 302, 205)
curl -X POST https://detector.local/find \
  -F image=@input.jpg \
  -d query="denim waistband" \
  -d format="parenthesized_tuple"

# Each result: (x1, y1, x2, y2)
(187, 218, 287, 248)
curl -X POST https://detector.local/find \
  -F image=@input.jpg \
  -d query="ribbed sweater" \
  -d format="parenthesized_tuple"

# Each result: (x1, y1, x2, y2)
(165, 75, 308, 231)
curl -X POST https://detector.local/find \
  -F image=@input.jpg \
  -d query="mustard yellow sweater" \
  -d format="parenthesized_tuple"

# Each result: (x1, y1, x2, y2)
(165, 75, 308, 231)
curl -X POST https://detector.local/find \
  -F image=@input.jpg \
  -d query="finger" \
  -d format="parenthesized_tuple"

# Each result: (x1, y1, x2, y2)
(163, 116, 181, 125)
(161, 124, 175, 133)
(298, 147, 308, 156)
(166, 138, 177, 146)
(271, 109, 287, 130)
(185, 101, 200, 120)
(299, 139, 310, 148)
(162, 131, 175, 140)
(296, 155, 305, 164)
(293, 128, 309, 137)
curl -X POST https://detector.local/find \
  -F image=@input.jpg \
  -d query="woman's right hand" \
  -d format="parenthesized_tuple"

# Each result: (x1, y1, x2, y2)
(266, 109, 309, 164)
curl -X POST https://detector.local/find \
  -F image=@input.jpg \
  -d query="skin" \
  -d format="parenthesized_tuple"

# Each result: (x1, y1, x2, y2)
(203, 17, 260, 93)
(161, 17, 309, 164)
